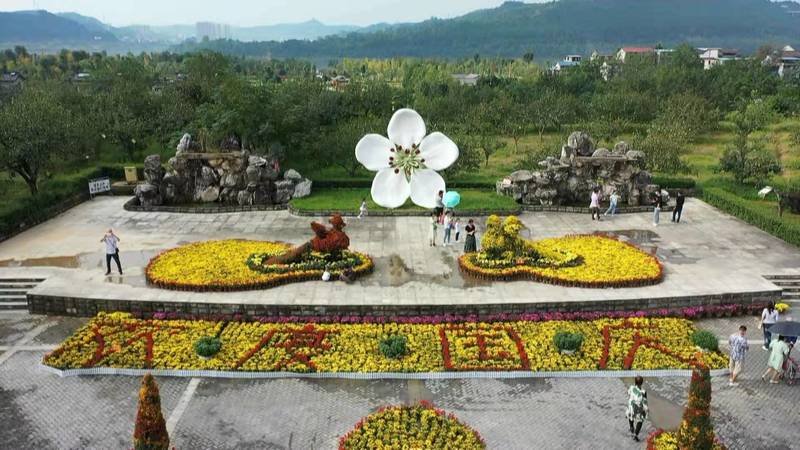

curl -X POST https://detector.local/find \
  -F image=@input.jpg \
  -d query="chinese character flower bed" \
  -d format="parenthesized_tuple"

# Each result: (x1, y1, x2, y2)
(43, 312, 727, 374)
(339, 402, 485, 450)
(459, 234, 663, 288)
(145, 240, 373, 291)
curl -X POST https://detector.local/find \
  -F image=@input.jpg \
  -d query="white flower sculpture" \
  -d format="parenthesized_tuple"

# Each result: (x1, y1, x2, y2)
(355, 109, 459, 209)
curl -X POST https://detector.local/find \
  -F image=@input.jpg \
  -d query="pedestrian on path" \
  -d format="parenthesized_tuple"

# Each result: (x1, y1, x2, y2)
(728, 325, 749, 386)
(464, 219, 477, 253)
(443, 212, 453, 245)
(672, 191, 685, 223)
(625, 375, 648, 442)
(358, 198, 367, 219)
(760, 302, 780, 350)
(652, 194, 663, 226)
(430, 212, 438, 247)
(435, 190, 445, 223)
(762, 335, 790, 384)
(604, 189, 620, 217)
(100, 229, 123, 276)
(590, 188, 601, 221)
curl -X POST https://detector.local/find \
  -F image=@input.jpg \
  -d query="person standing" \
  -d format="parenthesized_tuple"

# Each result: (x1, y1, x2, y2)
(443, 212, 452, 245)
(435, 190, 445, 223)
(762, 335, 790, 384)
(453, 217, 462, 242)
(604, 189, 620, 217)
(672, 191, 685, 223)
(728, 325, 749, 386)
(464, 219, 477, 253)
(652, 194, 663, 227)
(760, 302, 780, 350)
(101, 228, 123, 276)
(590, 188, 601, 221)
(625, 376, 648, 442)
(358, 198, 368, 219)
(429, 212, 439, 247)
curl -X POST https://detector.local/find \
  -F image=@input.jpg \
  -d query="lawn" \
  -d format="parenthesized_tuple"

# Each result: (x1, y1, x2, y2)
(290, 188, 519, 214)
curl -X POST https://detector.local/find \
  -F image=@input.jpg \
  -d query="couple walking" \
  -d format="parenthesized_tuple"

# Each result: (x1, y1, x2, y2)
(590, 188, 621, 221)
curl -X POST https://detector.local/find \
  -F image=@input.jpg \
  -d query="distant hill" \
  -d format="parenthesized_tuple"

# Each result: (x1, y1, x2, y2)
(0, 10, 117, 44)
(175, 0, 800, 59)
(231, 20, 360, 42)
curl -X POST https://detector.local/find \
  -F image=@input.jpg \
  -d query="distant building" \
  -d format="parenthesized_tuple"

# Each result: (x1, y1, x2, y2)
(0, 72, 24, 91)
(616, 47, 655, 62)
(550, 55, 582, 74)
(590, 51, 613, 62)
(451, 73, 480, 86)
(698, 48, 741, 70)
(655, 48, 675, 64)
(71, 72, 92, 83)
(196, 22, 231, 40)
(330, 75, 350, 90)
(764, 45, 800, 78)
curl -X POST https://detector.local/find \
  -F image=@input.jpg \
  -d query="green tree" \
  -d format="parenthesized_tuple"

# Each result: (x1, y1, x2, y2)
(0, 85, 80, 194)
(720, 99, 780, 184)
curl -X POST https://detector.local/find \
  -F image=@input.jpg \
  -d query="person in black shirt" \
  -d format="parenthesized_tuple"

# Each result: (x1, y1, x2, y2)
(672, 191, 685, 223)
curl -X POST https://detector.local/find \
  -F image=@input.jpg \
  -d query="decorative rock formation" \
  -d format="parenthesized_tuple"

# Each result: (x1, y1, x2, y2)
(498, 131, 662, 206)
(134, 134, 312, 207)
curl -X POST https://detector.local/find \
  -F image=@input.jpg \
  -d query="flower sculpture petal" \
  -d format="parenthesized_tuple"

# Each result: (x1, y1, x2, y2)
(356, 108, 459, 208)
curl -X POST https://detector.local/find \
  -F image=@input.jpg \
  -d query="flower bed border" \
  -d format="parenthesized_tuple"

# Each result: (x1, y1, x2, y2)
(145, 245, 374, 292)
(459, 235, 663, 288)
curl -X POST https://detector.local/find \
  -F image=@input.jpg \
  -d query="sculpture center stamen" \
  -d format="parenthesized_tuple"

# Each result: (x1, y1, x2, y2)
(389, 144, 425, 176)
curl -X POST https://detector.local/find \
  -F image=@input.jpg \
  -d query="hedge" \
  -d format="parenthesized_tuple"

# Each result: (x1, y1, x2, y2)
(701, 187, 800, 247)
(312, 179, 497, 189)
(652, 175, 696, 190)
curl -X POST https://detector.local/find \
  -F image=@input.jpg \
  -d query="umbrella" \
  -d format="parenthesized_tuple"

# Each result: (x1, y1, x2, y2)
(766, 321, 800, 337)
(443, 191, 461, 208)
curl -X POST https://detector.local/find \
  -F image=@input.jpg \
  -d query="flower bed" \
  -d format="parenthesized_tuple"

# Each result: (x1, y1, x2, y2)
(460, 234, 663, 288)
(647, 429, 727, 450)
(339, 402, 485, 450)
(145, 240, 373, 291)
(43, 312, 728, 374)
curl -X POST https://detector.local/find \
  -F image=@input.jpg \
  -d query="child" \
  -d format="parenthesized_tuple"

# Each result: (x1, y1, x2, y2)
(443, 212, 452, 245)
(358, 198, 367, 219)
(430, 212, 438, 246)
(453, 217, 462, 242)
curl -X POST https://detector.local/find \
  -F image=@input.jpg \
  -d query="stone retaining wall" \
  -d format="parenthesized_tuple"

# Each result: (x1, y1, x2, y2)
(27, 290, 777, 319)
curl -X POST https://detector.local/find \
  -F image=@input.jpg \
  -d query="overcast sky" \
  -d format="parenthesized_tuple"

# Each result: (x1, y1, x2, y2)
(1, 0, 545, 27)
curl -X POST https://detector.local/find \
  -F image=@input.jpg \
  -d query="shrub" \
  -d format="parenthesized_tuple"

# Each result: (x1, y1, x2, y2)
(691, 330, 719, 352)
(676, 365, 720, 450)
(379, 334, 408, 359)
(133, 374, 170, 450)
(194, 336, 222, 358)
(652, 176, 696, 190)
(553, 331, 584, 353)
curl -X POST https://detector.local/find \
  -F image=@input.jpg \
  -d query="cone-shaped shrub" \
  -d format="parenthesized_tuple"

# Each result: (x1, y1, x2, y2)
(133, 374, 170, 450)
(676, 364, 715, 450)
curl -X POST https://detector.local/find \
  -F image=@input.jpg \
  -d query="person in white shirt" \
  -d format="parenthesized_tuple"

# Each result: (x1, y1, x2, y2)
(604, 190, 620, 217)
(590, 188, 601, 221)
(760, 302, 780, 350)
(100, 229, 123, 276)
(358, 198, 367, 219)
(443, 212, 453, 245)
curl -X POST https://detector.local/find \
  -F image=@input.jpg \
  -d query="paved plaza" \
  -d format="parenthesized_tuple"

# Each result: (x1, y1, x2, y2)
(0, 197, 798, 310)
(0, 313, 798, 449)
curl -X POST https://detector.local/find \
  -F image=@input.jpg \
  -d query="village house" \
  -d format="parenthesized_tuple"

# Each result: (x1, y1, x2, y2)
(550, 55, 582, 74)
(764, 45, 800, 78)
(698, 48, 741, 70)
(0, 71, 25, 91)
(451, 73, 480, 86)
(615, 47, 654, 62)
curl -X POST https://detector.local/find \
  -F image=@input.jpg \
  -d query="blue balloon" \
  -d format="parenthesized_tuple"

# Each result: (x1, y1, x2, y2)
(443, 191, 461, 208)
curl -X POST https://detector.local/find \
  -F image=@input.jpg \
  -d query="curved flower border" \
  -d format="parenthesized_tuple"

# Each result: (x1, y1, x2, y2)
(459, 235, 664, 288)
(646, 429, 727, 450)
(338, 401, 486, 450)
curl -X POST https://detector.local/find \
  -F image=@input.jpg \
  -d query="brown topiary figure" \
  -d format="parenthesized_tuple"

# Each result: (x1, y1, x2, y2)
(133, 374, 170, 450)
(265, 213, 350, 265)
(676, 363, 716, 450)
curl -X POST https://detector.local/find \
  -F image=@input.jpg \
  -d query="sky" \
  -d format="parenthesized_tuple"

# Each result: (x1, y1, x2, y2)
(0, 0, 543, 27)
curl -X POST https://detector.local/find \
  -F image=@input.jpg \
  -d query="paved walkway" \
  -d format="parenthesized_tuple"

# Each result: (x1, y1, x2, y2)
(0, 197, 797, 309)
(0, 313, 797, 449)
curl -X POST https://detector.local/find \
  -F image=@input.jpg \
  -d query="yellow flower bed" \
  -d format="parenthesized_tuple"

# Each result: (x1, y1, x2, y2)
(339, 402, 485, 450)
(145, 239, 373, 291)
(43, 313, 727, 373)
(460, 234, 663, 287)
(647, 430, 726, 450)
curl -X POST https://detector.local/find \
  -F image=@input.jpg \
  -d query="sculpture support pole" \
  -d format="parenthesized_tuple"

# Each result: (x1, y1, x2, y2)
(264, 242, 311, 265)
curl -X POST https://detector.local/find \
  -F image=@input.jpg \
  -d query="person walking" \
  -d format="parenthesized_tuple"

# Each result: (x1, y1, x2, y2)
(464, 219, 477, 253)
(760, 302, 780, 350)
(625, 376, 648, 442)
(358, 198, 368, 219)
(762, 335, 790, 384)
(443, 212, 452, 245)
(453, 217, 462, 242)
(728, 325, 749, 386)
(434, 190, 445, 223)
(101, 228, 123, 276)
(672, 191, 685, 223)
(429, 213, 439, 247)
(604, 189, 620, 217)
(652, 194, 663, 226)
(590, 188, 601, 221)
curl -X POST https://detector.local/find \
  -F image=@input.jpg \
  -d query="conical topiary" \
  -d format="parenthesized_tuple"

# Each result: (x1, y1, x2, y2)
(133, 373, 170, 450)
(675, 364, 715, 450)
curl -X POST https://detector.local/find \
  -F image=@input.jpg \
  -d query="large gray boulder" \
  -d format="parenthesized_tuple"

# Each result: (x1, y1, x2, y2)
(274, 180, 295, 204)
(198, 186, 220, 203)
(143, 155, 164, 184)
(283, 169, 303, 181)
(567, 131, 595, 156)
(135, 183, 162, 207)
(293, 179, 313, 199)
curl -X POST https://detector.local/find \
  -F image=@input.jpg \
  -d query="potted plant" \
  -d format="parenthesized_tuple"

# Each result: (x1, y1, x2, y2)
(554, 331, 584, 355)
(691, 330, 719, 353)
